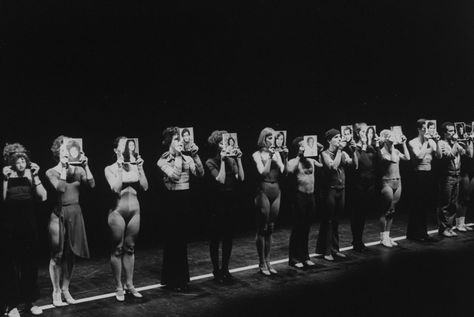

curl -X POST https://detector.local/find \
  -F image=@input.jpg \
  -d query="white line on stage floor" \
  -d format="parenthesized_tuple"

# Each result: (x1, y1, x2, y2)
(39, 224, 473, 311)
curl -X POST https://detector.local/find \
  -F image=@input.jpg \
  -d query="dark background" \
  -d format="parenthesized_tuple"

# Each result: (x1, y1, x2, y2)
(1, 0, 474, 258)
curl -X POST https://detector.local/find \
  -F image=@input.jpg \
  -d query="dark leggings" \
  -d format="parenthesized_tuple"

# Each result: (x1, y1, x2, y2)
(458, 173, 474, 217)
(161, 190, 191, 288)
(316, 188, 345, 256)
(289, 191, 315, 263)
(209, 191, 237, 272)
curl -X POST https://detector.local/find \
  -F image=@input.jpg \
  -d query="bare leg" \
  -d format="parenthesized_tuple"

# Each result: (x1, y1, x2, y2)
(123, 213, 140, 289)
(108, 211, 126, 291)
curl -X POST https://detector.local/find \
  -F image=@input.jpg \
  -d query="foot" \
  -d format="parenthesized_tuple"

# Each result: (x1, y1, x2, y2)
(303, 260, 315, 267)
(289, 261, 304, 268)
(221, 269, 234, 282)
(124, 285, 143, 298)
(380, 238, 392, 248)
(62, 289, 77, 304)
(115, 288, 125, 302)
(259, 263, 271, 276)
(449, 228, 458, 236)
(28, 305, 43, 316)
(323, 254, 334, 261)
(333, 252, 347, 258)
(456, 225, 467, 232)
(52, 291, 68, 307)
(266, 262, 278, 274)
(7, 308, 20, 317)
(212, 269, 224, 284)
(439, 229, 453, 237)
(353, 244, 369, 252)
(390, 238, 398, 246)
(464, 224, 473, 231)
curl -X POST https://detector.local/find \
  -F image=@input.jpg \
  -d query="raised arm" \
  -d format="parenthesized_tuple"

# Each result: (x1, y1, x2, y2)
(137, 156, 148, 191)
(157, 156, 182, 181)
(104, 165, 123, 194)
(286, 157, 300, 174)
(399, 136, 411, 161)
(207, 158, 226, 185)
(46, 167, 68, 193)
(236, 150, 245, 181)
(80, 154, 95, 188)
(30, 163, 47, 201)
(409, 139, 429, 160)
(322, 149, 342, 170)
(253, 151, 272, 175)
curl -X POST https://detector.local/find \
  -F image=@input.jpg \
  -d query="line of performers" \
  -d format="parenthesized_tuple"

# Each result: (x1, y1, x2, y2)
(2, 119, 473, 317)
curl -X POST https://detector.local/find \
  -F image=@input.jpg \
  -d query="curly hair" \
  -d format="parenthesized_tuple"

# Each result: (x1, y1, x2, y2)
(162, 127, 179, 148)
(257, 127, 275, 149)
(50, 135, 67, 162)
(3, 143, 30, 166)
(207, 129, 225, 148)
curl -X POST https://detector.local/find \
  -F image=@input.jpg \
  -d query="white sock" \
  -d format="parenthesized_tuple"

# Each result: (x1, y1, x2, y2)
(456, 217, 461, 227)
(460, 217, 466, 226)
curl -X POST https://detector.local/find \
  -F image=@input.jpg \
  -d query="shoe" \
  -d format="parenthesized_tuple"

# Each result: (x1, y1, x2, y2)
(390, 239, 398, 246)
(62, 289, 77, 304)
(124, 285, 143, 298)
(212, 269, 224, 284)
(29, 305, 43, 315)
(449, 228, 458, 236)
(314, 253, 324, 258)
(381, 238, 392, 247)
(456, 225, 467, 232)
(333, 252, 347, 258)
(464, 224, 473, 231)
(289, 261, 304, 268)
(7, 308, 20, 317)
(439, 229, 453, 237)
(323, 254, 334, 261)
(52, 291, 68, 307)
(259, 263, 271, 276)
(115, 288, 125, 302)
(266, 262, 278, 274)
(221, 269, 234, 282)
(303, 260, 315, 267)
(353, 244, 369, 252)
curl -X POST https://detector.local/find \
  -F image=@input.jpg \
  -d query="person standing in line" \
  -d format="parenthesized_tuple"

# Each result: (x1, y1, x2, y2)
(406, 119, 439, 242)
(436, 122, 468, 237)
(2, 143, 47, 317)
(377, 129, 410, 247)
(351, 123, 379, 251)
(46, 136, 95, 306)
(105, 137, 148, 301)
(287, 137, 322, 268)
(157, 127, 204, 291)
(205, 130, 245, 283)
(252, 127, 285, 275)
(316, 129, 357, 261)
(456, 132, 474, 231)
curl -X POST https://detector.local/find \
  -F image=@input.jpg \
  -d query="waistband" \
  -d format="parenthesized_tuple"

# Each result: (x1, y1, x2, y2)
(382, 177, 400, 181)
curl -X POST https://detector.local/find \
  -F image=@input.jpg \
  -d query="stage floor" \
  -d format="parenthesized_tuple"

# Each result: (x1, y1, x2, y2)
(31, 213, 474, 317)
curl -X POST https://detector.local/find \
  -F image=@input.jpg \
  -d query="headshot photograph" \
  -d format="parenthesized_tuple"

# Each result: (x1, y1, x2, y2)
(222, 132, 239, 156)
(124, 138, 139, 163)
(303, 135, 318, 157)
(455, 122, 466, 139)
(390, 126, 403, 144)
(425, 120, 437, 136)
(64, 138, 83, 165)
(273, 130, 287, 149)
(341, 125, 354, 142)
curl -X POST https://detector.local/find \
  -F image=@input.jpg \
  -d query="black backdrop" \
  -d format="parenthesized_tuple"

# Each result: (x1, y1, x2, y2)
(1, 0, 474, 258)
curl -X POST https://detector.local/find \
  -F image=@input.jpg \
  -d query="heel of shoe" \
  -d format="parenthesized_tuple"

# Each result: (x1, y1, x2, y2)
(52, 291, 68, 307)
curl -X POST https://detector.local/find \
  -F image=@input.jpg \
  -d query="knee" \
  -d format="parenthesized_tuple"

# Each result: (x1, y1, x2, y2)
(267, 222, 275, 235)
(385, 210, 395, 219)
(257, 223, 268, 236)
(113, 246, 124, 257)
(123, 243, 135, 255)
(50, 255, 62, 265)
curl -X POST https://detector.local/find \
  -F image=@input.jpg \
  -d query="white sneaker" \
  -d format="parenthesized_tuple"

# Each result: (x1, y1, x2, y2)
(381, 237, 392, 248)
(456, 225, 467, 232)
(390, 238, 398, 246)
(465, 224, 473, 231)
(449, 228, 458, 236)
(52, 291, 68, 307)
(7, 308, 20, 317)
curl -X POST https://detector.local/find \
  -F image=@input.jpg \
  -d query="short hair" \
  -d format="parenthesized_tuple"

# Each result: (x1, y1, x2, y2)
(181, 128, 191, 137)
(257, 127, 276, 149)
(440, 122, 454, 133)
(228, 137, 235, 145)
(416, 119, 427, 130)
(66, 139, 81, 153)
(426, 121, 436, 128)
(51, 135, 68, 163)
(207, 130, 227, 145)
(3, 143, 30, 166)
(379, 129, 392, 140)
(162, 127, 179, 148)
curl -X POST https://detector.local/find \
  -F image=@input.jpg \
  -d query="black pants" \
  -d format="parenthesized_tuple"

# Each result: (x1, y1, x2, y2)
(351, 178, 376, 247)
(407, 171, 435, 239)
(161, 190, 191, 288)
(289, 191, 315, 263)
(209, 191, 237, 272)
(316, 188, 345, 256)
